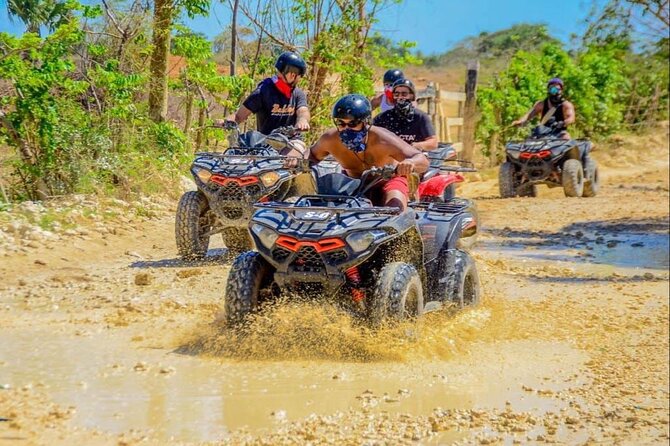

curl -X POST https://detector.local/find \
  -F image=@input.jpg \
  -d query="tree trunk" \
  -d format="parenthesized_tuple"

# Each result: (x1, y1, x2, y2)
(148, 0, 173, 123)
(195, 107, 206, 151)
(0, 112, 49, 200)
(184, 89, 194, 136)
(230, 0, 240, 76)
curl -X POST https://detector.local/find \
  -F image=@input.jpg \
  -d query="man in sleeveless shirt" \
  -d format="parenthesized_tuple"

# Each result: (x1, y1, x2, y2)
(512, 78, 575, 140)
(370, 69, 404, 112)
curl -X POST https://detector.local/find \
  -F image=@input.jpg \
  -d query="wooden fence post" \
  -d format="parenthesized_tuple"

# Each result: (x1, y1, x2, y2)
(462, 60, 479, 162)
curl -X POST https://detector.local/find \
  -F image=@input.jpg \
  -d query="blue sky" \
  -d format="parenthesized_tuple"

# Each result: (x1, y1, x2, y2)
(0, 0, 598, 54)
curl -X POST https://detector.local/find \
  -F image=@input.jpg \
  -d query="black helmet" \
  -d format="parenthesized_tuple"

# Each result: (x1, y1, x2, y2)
(391, 78, 416, 98)
(275, 51, 307, 76)
(383, 69, 404, 85)
(332, 94, 372, 123)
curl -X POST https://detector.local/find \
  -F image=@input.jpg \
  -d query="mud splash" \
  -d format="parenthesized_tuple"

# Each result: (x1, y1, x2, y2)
(183, 299, 492, 362)
(0, 298, 587, 442)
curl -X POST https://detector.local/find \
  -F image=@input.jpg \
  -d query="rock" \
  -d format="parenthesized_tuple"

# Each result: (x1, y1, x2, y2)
(133, 362, 148, 372)
(643, 272, 654, 280)
(125, 251, 143, 259)
(134, 273, 152, 286)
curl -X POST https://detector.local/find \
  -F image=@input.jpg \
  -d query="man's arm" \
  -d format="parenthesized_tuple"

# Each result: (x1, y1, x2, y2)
(512, 101, 543, 126)
(562, 101, 575, 126)
(226, 105, 252, 124)
(295, 105, 310, 131)
(385, 139, 429, 175)
(413, 135, 438, 151)
(308, 132, 334, 164)
(370, 93, 383, 110)
(413, 114, 438, 151)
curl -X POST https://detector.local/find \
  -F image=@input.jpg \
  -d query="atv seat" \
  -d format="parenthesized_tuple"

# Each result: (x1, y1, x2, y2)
(315, 172, 361, 196)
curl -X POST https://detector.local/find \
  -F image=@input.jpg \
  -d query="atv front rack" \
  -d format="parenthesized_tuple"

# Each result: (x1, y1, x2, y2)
(195, 152, 304, 163)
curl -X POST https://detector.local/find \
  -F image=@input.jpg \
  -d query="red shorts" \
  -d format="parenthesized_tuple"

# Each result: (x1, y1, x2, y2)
(365, 176, 409, 206)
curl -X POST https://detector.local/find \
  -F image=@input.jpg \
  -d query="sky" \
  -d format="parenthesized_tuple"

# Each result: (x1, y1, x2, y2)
(0, 0, 600, 54)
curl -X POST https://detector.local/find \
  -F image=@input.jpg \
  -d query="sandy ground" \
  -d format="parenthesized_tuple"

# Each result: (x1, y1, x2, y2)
(0, 128, 668, 445)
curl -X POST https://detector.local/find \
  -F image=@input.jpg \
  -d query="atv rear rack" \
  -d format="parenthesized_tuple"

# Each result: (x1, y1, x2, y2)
(254, 195, 401, 215)
(410, 199, 470, 214)
(439, 159, 477, 173)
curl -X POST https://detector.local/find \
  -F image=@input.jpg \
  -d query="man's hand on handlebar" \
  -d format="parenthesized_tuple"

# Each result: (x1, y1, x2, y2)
(214, 119, 238, 130)
(395, 160, 415, 177)
(295, 119, 310, 132)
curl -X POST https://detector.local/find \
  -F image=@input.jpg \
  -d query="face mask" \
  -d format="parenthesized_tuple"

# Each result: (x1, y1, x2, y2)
(338, 127, 368, 153)
(394, 98, 414, 118)
(548, 86, 563, 105)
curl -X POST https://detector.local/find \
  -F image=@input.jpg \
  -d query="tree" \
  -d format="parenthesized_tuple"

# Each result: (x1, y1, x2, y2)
(238, 0, 414, 130)
(3, 0, 70, 36)
(147, 0, 209, 123)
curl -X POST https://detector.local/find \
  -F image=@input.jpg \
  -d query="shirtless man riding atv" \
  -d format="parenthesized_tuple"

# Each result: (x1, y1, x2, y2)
(309, 94, 429, 211)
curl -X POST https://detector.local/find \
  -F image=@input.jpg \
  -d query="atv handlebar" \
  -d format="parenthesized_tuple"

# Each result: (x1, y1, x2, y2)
(439, 159, 477, 173)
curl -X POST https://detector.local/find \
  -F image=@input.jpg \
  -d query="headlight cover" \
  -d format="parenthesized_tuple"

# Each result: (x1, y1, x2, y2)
(251, 224, 279, 249)
(260, 171, 280, 187)
(346, 230, 387, 252)
(193, 167, 212, 183)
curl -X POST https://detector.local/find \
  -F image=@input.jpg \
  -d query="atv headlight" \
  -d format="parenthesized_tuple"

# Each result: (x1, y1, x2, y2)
(251, 224, 279, 249)
(260, 171, 280, 187)
(346, 230, 387, 252)
(193, 167, 212, 183)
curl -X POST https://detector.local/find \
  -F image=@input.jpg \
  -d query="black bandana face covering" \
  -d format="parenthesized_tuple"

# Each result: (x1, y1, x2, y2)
(338, 127, 368, 153)
(394, 99, 414, 120)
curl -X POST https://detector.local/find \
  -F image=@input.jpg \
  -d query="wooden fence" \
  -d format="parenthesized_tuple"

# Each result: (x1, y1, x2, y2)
(415, 83, 465, 152)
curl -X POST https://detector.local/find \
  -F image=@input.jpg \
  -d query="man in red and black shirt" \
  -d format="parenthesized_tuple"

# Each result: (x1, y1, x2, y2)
(222, 51, 310, 158)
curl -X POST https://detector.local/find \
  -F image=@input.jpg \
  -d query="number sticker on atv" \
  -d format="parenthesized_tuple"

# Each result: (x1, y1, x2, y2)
(298, 211, 332, 220)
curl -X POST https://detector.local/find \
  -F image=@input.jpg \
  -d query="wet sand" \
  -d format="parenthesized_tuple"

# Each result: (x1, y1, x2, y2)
(0, 127, 668, 445)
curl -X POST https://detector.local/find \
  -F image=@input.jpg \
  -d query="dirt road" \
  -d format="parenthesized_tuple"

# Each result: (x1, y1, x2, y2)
(1, 129, 668, 445)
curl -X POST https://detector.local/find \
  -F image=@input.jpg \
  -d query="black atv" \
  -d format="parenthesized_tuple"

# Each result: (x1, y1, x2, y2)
(175, 126, 310, 260)
(224, 165, 480, 326)
(499, 125, 599, 198)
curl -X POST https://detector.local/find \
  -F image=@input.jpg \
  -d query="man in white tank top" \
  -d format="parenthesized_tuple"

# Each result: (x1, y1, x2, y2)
(370, 68, 404, 112)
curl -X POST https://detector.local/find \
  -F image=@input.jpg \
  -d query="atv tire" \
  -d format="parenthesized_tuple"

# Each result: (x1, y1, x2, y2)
(368, 262, 424, 326)
(518, 183, 538, 198)
(224, 251, 274, 325)
(175, 191, 211, 259)
(582, 158, 599, 197)
(499, 162, 517, 198)
(447, 251, 481, 307)
(562, 159, 584, 197)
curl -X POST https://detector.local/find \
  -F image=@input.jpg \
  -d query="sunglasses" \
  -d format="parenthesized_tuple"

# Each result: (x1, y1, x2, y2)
(334, 119, 363, 129)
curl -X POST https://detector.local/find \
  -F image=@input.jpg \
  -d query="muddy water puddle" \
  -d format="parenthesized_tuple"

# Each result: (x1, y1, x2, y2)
(0, 321, 586, 442)
(480, 224, 669, 272)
